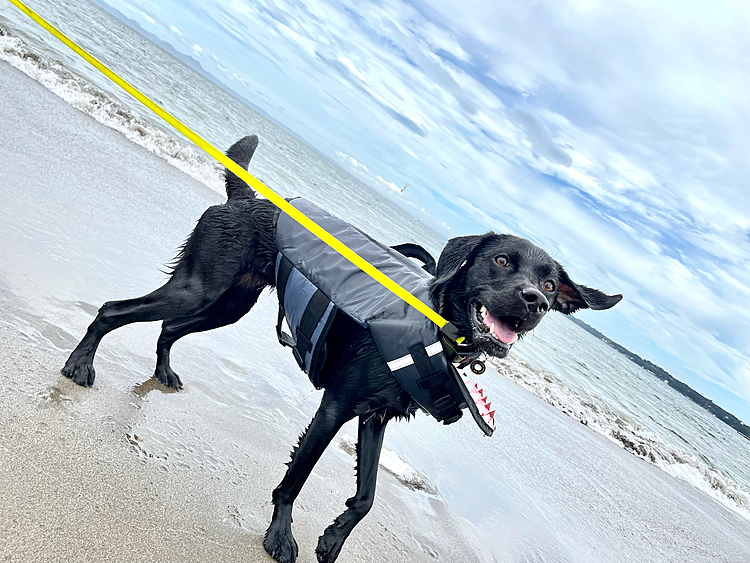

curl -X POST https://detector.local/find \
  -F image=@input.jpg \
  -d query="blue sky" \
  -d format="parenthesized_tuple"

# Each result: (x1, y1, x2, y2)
(98, 0, 750, 423)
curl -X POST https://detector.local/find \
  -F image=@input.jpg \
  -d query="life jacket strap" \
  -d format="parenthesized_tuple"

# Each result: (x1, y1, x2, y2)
(276, 306, 295, 348)
(275, 253, 338, 387)
(275, 254, 295, 348)
(407, 343, 463, 425)
(295, 289, 329, 358)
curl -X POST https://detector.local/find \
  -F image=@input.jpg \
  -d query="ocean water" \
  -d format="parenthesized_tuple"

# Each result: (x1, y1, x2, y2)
(1, 0, 749, 554)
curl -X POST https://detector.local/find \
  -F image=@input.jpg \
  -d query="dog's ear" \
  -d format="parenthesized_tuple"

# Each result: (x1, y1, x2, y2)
(434, 234, 492, 287)
(553, 262, 623, 314)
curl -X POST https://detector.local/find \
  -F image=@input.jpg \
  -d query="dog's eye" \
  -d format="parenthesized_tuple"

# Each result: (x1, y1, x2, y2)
(495, 255, 509, 267)
(544, 281, 555, 292)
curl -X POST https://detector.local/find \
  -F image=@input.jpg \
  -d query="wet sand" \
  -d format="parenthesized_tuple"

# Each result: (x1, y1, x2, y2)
(2, 58, 750, 563)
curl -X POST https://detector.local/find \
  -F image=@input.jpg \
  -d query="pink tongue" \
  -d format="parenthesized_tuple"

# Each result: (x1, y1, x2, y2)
(483, 312, 518, 344)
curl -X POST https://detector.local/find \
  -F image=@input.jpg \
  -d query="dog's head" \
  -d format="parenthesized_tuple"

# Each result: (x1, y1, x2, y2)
(431, 233, 622, 359)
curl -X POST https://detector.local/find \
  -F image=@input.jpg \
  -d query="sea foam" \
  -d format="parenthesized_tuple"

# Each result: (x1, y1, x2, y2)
(0, 26, 224, 196)
(339, 433, 436, 493)
(492, 354, 750, 521)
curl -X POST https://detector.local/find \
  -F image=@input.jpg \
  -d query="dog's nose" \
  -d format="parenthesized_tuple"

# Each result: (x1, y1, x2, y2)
(520, 287, 549, 313)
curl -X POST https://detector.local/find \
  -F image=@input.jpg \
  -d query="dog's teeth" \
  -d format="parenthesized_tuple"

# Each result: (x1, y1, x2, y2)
(489, 322, 494, 334)
(480, 305, 489, 321)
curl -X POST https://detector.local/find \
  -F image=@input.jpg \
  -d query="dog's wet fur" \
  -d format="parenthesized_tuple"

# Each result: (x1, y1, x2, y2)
(62, 136, 622, 563)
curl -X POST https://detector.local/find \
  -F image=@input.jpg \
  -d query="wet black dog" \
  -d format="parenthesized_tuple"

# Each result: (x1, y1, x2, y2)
(62, 136, 621, 563)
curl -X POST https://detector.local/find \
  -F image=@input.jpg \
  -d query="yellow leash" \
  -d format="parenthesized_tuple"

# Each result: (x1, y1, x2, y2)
(6, 0, 451, 330)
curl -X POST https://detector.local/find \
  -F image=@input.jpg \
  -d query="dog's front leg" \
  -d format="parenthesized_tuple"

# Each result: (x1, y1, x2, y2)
(315, 413, 389, 563)
(264, 392, 351, 563)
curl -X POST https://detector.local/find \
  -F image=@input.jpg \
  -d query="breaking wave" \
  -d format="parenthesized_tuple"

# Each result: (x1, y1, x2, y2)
(492, 354, 750, 521)
(0, 26, 224, 195)
(339, 433, 436, 494)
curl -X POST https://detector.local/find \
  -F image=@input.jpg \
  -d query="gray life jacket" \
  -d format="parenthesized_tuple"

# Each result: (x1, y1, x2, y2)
(274, 198, 494, 436)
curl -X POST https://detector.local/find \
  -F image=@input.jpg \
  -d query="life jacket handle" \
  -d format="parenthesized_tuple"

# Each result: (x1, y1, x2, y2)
(391, 243, 436, 276)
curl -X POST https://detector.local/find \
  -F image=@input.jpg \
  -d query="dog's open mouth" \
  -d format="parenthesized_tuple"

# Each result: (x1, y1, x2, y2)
(471, 301, 521, 347)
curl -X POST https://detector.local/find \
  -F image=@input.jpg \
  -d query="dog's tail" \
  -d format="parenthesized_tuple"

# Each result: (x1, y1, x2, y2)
(224, 135, 259, 200)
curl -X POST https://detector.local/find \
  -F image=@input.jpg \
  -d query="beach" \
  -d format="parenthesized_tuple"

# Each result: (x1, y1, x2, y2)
(1, 55, 750, 563)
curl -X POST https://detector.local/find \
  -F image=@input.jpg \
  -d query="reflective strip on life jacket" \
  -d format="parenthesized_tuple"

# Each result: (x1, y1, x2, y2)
(387, 342, 444, 371)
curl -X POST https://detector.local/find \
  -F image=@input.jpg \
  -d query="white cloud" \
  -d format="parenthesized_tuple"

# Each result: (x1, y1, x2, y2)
(401, 146, 419, 160)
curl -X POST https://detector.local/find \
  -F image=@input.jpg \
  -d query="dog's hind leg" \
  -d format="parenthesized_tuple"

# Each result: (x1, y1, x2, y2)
(62, 276, 222, 387)
(315, 413, 390, 563)
(264, 392, 353, 563)
(154, 284, 263, 389)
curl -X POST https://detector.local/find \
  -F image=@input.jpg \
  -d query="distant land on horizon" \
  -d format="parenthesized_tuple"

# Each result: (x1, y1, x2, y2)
(568, 315, 750, 441)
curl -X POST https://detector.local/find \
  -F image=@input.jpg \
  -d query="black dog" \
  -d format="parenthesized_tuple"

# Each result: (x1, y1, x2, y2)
(62, 136, 621, 563)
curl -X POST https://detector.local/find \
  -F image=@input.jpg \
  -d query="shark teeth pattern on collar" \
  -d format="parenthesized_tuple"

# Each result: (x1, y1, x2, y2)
(456, 361, 496, 430)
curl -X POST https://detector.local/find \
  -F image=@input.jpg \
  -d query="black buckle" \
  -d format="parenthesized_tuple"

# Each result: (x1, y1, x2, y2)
(440, 321, 477, 363)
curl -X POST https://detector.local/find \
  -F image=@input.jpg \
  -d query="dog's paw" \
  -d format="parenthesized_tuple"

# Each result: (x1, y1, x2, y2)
(263, 523, 298, 563)
(61, 355, 96, 387)
(154, 363, 183, 390)
(315, 527, 345, 563)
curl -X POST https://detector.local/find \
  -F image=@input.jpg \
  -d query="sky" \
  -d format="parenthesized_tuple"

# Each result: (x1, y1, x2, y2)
(96, 0, 750, 423)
